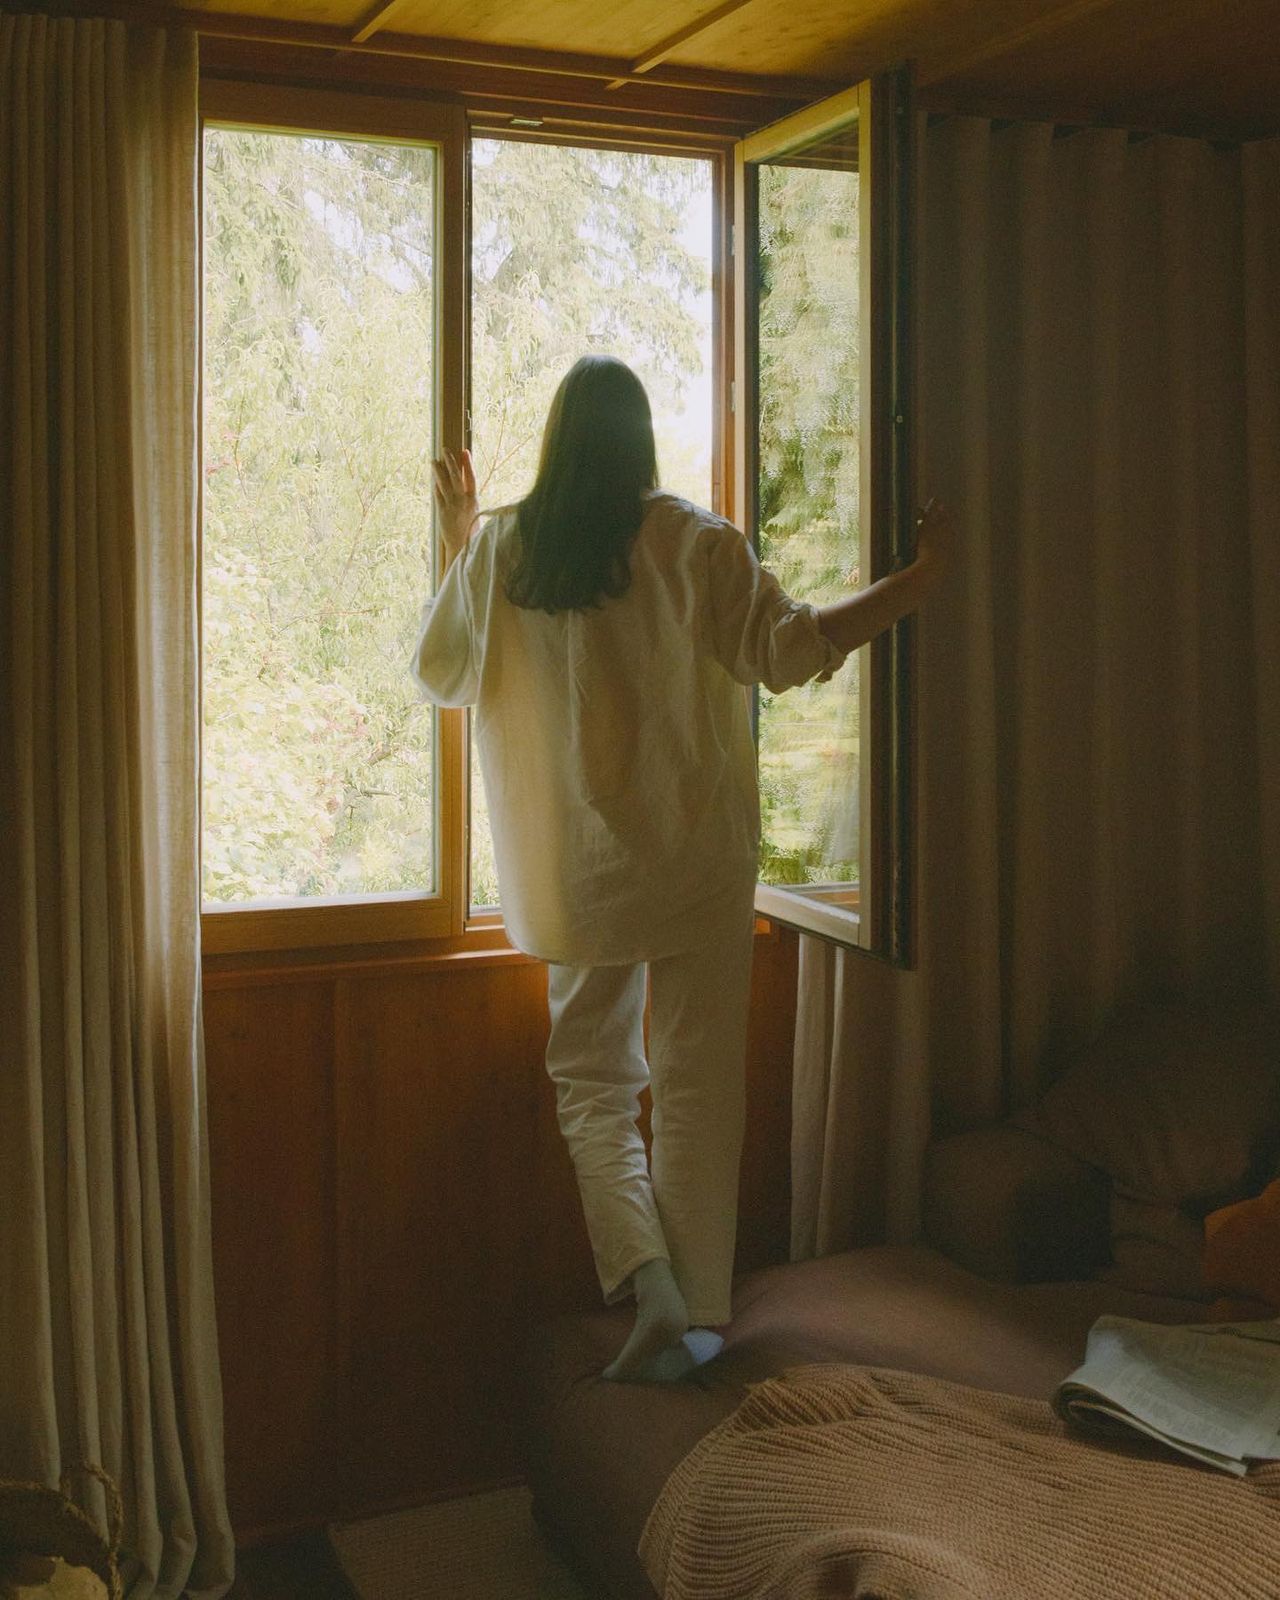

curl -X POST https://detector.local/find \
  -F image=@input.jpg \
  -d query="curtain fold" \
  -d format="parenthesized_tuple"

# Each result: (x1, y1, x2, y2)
(0, 15, 234, 1596)
(1242, 139, 1280, 999)
(791, 121, 1280, 1260)
(791, 948, 927, 1256)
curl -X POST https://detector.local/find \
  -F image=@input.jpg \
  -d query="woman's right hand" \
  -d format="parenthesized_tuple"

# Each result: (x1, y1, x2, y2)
(433, 447, 479, 561)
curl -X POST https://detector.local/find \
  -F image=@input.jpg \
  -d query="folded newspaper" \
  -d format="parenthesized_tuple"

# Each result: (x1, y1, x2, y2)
(1054, 1316, 1280, 1475)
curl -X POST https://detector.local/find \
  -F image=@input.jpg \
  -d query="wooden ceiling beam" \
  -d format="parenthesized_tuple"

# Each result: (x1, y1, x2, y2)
(198, 34, 807, 135)
(55, 0, 832, 99)
(348, 0, 413, 45)
(627, 0, 763, 76)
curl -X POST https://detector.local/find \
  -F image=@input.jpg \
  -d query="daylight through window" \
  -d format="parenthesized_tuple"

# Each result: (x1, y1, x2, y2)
(754, 140, 863, 894)
(202, 127, 439, 908)
(467, 139, 715, 909)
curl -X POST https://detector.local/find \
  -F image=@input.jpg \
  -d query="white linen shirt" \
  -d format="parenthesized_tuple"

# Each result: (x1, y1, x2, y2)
(411, 491, 845, 965)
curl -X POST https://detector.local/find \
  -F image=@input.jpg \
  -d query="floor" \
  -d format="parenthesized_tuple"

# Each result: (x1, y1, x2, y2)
(230, 1488, 594, 1600)
(229, 1531, 360, 1600)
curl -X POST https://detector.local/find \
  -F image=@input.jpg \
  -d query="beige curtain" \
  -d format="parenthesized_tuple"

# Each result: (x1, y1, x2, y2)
(792, 121, 1280, 1259)
(0, 15, 233, 1596)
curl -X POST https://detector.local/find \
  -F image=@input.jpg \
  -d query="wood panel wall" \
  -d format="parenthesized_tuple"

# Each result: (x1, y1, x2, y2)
(205, 925, 797, 1540)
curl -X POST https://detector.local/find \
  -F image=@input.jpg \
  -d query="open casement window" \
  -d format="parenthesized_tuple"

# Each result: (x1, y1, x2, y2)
(734, 69, 915, 962)
(198, 84, 468, 954)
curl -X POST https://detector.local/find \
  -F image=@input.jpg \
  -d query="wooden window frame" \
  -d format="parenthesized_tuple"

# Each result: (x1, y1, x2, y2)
(463, 117, 732, 931)
(197, 78, 737, 961)
(198, 81, 468, 955)
(733, 70, 917, 965)
(197, 68, 914, 968)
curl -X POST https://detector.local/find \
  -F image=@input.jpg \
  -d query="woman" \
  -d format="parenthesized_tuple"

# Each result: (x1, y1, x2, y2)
(413, 355, 950, 1382)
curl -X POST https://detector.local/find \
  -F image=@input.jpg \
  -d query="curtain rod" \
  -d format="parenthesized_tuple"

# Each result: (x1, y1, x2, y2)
(918, 91, 1264, 148)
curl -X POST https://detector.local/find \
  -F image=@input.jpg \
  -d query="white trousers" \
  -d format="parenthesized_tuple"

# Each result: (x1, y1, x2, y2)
(544, 902, 756, 1327)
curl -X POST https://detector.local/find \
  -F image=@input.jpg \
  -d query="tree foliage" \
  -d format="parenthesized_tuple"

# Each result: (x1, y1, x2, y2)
(471, 139, 711, 512)
(202, 127, 860, 911)
(203, 130, 438, 903)
(754, 163, 863, 887)
(467, 140, 712, 902)
(202, 130, 711, 907)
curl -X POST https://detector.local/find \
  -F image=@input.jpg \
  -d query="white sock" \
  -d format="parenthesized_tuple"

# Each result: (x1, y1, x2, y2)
(601, 1258, 689, 1382)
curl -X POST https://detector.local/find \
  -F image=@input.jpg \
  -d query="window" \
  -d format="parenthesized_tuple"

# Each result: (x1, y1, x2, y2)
(199, 87, 467, 954)
(198, 77, 912, 962)
(736, 74, 915, 958)
(202, 125, 439, 906)
(467, 137, 715, 911)
(753, 134, 863, 897)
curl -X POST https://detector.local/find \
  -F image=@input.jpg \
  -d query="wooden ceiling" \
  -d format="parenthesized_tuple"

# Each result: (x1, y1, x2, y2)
(85, 0, 1280, 137)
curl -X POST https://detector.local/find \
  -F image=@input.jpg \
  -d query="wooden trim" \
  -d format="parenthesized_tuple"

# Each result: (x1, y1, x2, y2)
(863, 72, 895, 959)
(753, 884, 860, 945)
(466, 114, 734, 156)
(202, 915, 784, 988)
(202, 925, 524, 987)
(779, 883, 859, 907)
(857, 79, 877, 953)
(438, 99, 470, 931)
(738, 83, 862, 165)
(202, 895, 454, 955)
(729, 141, 754, 535)
(890, 67, 919, 969)
(626, 0, 764, 77)
(711, 148, 733, 518)
(461, 98, 749, 142)
(200, 74, 460, 138)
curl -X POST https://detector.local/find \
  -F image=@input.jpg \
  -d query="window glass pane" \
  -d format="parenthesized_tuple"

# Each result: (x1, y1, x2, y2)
(202, 128, 437, 906)
(755, 135, 862, 892)
(468, 139, 714, 910)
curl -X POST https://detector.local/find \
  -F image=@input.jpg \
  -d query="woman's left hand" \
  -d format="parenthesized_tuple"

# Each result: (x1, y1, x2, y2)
(433, 447, 479, 559)
(914, 498, 956, 583)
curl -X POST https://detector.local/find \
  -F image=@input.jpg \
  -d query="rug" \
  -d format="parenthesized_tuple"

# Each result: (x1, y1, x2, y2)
(330, 1486, 591, 1600)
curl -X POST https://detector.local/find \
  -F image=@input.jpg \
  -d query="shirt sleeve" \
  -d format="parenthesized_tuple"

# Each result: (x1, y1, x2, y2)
(705, 522, 847, 693)
(409, 530, 488, 707)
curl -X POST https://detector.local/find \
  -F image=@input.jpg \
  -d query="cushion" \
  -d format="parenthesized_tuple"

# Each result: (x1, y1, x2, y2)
(1016, 1001, 1280, 1297)
(923, 1125, 1110, 1283)
(1204, 1177, 1280, 1318)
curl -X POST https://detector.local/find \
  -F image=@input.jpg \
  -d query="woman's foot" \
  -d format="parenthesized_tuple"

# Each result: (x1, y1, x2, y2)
(606, 1326, 727, 1385)
(602, 1258, 689, 1381)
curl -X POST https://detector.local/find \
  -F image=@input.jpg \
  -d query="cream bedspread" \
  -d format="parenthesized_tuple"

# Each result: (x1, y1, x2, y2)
(639, 1365, 1280, 1599)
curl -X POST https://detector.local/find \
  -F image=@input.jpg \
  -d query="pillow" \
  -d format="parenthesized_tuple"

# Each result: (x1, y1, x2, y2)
(1106, 1194, 1210, 1300)
(1015, 1001, 1280, 1298)
(1204, 1177, 1280, 1319)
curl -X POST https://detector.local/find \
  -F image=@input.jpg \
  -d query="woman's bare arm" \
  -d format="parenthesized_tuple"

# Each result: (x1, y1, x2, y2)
(815, 499, 954, 657)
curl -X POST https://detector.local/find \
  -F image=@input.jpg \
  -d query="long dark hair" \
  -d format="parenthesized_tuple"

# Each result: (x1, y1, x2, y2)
(506, 356, 659, 614)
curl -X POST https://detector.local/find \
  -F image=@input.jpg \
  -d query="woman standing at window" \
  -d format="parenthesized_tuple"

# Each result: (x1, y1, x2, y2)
(414, 355, 950, 1381)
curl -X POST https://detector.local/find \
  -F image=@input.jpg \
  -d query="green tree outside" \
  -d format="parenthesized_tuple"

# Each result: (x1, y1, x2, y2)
(201, 129, 860, 912)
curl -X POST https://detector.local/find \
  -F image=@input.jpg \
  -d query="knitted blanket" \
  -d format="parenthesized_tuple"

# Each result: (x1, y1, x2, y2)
(638, 1365, 1280, 1600)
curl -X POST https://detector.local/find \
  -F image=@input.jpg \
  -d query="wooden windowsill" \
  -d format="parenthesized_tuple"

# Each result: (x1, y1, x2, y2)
(201, 911, 784, 988)
(201, 921, 525, 988)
